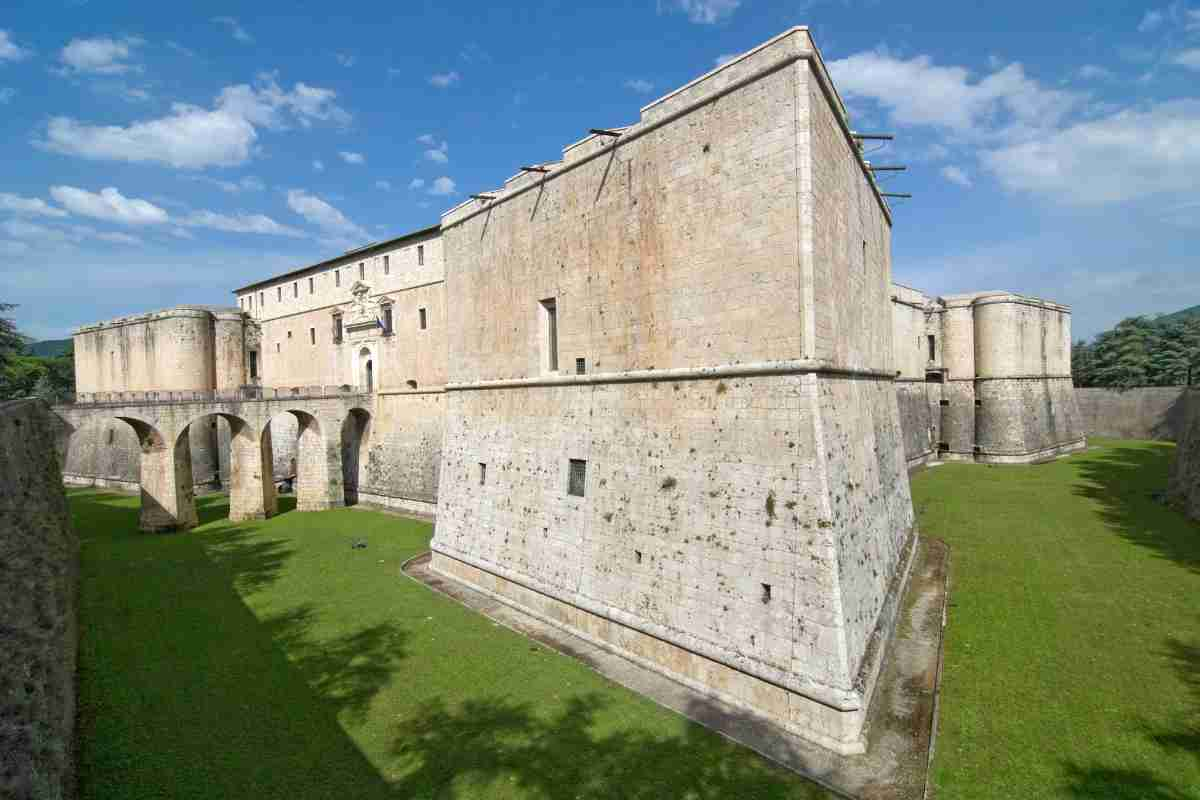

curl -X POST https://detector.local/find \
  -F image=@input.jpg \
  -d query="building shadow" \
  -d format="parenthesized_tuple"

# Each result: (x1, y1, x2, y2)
(386, 693, 828, 800)
(1071, 442, 1200, 575)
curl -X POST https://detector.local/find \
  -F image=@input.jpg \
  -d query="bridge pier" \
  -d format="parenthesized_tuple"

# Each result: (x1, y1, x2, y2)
(137, 423, 198, 533)
(293, 412, 345, 512)
(228, 417, 277, 522)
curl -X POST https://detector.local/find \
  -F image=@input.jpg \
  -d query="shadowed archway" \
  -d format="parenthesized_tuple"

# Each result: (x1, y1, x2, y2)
(340, 408, 372, 506)
(263, 410, 340, 512)
(119, 415, 198, 532)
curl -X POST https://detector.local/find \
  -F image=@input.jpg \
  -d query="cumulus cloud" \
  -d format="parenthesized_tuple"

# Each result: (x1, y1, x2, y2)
(1139, 8, 1167, 32)
(339, 150, 366, 164)
(1138, 3, 1200, 33)
(667, 0, 740, 24)
(184, 174, 264, 193)
(1076, 64, 1113, 80)
(0, 29, 33, 62)
(939, 165, 973, 187)
(94, 230, 143, 245)
(428, 176, 456, 196)
(0, 192, 67, 217)
(286, 189, 370, 240)
(179, 210, 304, 236)
(828, 50, 1083, 141)
(416, 133, 437, 145)
(58, 36, 143, 75)
(424, 139, 449, 164)
(312, 159, 324, 172)
(624, 78, 655, 93)
(36, 73, 350, 169)
(428, 71, 460, 88)
(981, 99, 1200, 205)
(1172, 49, 1200, 70)
(49, 186, 169, 225)
(212, 16, 253, 44)
(408, 178, 425, 190)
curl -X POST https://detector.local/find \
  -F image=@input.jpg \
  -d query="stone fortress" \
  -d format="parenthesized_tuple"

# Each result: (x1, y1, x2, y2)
(57, 28, 1084, 755)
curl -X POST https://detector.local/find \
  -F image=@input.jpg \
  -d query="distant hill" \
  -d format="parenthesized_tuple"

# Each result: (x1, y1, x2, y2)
(1155, 304, 1200, 326)
(26, 339, 72, 358)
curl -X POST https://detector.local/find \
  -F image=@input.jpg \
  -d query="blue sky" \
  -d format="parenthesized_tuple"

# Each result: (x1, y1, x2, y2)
(1, 0, 1198, 341)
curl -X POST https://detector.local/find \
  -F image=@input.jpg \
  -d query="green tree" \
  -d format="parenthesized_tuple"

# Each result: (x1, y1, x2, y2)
(0, 302, 25, 372)
(1072, 339, 1096, 387)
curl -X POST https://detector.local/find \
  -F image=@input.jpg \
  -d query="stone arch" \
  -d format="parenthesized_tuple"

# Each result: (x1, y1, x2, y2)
(263, 409, 341, 513)
(340, 407, 372, 506)
(353, 344, 377, 393)
(116, 415, 198, 532)
(175, 412, 275, 523)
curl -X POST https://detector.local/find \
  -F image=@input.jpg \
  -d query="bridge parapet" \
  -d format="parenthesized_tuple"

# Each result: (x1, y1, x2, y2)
(65, 385, 366, 407)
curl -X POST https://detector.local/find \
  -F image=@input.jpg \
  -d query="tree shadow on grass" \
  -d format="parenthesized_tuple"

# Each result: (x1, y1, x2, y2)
(388, 693, 826, 800)
(1072, 442, 1200, 575)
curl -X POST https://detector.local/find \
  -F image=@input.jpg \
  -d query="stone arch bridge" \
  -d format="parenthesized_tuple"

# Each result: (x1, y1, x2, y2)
(53, 387, 373, 532)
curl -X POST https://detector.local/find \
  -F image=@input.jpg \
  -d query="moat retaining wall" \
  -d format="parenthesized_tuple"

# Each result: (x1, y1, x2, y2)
(0, 399, 77, 800)
(1076, 386, 1191, 441)
(1167, 389, 1200, 520)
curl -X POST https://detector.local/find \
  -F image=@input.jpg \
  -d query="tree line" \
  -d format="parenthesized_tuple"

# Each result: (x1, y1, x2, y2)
(0, 302, 76, 403)
(1072, 314, 1200, 388)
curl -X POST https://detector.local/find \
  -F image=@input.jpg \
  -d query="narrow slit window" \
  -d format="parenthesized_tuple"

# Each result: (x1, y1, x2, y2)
(309, 276, 314, 294)
(335, 269, 341, 288)
(248, 350, 258, 379)
(417, 244, 424, 266)
(540, 298, 558, 373)
(568, 458, 587, 497)
(927, 335, 936, 361)
(359, 261, 365, 280)
(382, 305, 393, 335)
(383, 255, 390, 275)
(293, 281, 298, 298)
(277, 286, 282, 301)
(259, 291, 264, 308)
(479, 462, 487, 486)
(761, 583, 772, 604)
(333, 314, 344, 344)
(309, 327, 316, 345)
(419, 308, 427, 330)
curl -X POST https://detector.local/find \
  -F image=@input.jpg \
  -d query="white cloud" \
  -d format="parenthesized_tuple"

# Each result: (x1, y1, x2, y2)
(1172, 49, 1200, 70)
(0, 192, 68, 218)
(1, 219, 59, 240)
(184, 174, 265, 194)
(416, 133, 437, 145)
(1139, 8, 1166, 32)
(0, 87, 13, 103)
(166, 41, 196, 58)
(1076, 64, 1113, 80)
(180, 210, 304, 236)
(49, 186, 169, 225)
(339, 150, 366, 164)
(714, 52, 740, 67)
(94, 231, 143, 245)
(428, 176, 456, 196)
(37, 73, 349, 168)
(1138, 3, 1200, 33)
(828, 50, 1083, 141)
(408, 178, 425, 190)
(335, 52, 355, 67)
(375, 180, 392, 191)
(59, 36, 143, 75)
(939, 165, 973, 187)
(0, 29, 33, 62)
(624, 78, 655, 93)
(668, 0, 740, 24)
(212, 16, 253, 44)
(981, 99, 1200, 205)
(424, 140, 449, 164)
(312, 159, 325, 172)
(286, 189, 370, 240)
(429, 71, 460, 88)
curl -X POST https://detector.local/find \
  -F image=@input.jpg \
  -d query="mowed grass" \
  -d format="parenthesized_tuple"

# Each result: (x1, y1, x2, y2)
(917, 439, 1200, 799)
(72, 490, 832, 800)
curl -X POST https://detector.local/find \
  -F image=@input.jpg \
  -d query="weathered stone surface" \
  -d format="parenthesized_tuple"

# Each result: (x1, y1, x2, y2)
(1168, 389, 1200, 520)
(0, 399, 77, 800)
(1076, 386, 1192, 441)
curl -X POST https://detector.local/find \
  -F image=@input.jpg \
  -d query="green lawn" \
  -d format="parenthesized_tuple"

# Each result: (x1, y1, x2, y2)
(72, 437, 1200, 799)
(919, 439, 1200, 799)
(72, 491, 831, 800)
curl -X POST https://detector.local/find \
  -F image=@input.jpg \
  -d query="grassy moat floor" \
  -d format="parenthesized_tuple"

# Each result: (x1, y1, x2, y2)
(72, 438, 1200, 799)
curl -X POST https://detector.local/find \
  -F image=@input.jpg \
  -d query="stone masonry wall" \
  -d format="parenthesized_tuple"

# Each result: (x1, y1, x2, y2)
(1168, 389, 1200, 520)
(1076, 386, 1191, 440)
(0, 399, 77, 800)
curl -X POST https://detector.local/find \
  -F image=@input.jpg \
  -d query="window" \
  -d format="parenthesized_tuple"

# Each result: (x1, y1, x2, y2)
(333, 313, 344, 344)
(359, 261, 365, 280)
(249, 350, 258, 379)
(761, 583, 772, 604)
(287, 330, 292, 339)
(419, 308, 427, 330)
(308, 276, 314, 294)
(540, 298, 558, 372)
(479, 463, 487, 486)
(927, 335, 936, 361)
(276, 342, 280, 353)
(862, 239, 867, 271)
(575, 357, 586, 375)
(293, 281, 298, 298)
(106, 428, 114, 445)
(335, 269, 341, 288)
(309, 327, 316, 345)
(417, 244, 424, 266)
(383, 254, 390, 275)
(277, 286, 282, 301)
(568, 459, 587, 497)
(259, 291, 264, 308)
(382, 304, 393, 335)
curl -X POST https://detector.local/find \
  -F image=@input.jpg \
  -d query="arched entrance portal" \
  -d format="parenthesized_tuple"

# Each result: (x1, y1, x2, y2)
(360, 347, 373, 393)
(340, 408, 371, 506)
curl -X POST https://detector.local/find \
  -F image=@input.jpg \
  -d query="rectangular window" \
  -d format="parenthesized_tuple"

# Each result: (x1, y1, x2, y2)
(293, 281, 298, 298)
(259, 291, 264, 308)
(568, 459, 587, 497)
(333, 314, 343, 344)
(248, 350, 258, 379)
(276, 342, 280, 353)
(359, 261, 365, 280)
(308, 276, 314, 294)
(383, 255, 390, 275)
(575, 357, 586, 375)
(287, 330, 292, 339)
(927, 335, 936, 361)
(310, 327, 316, 345)
(540, 298, 558, 372)
(479, 462, 487, 486)
(417, 244, 424, 266)
(277, 286, 282, 301)
(419, 308, 427, 330)
(335, 269, 341, 288)
(383, 305, 393, 335)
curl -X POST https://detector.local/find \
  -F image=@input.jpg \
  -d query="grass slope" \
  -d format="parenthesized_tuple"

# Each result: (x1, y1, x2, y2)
(918, 439, 1200, 799)
(73, 492, 831, 800)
